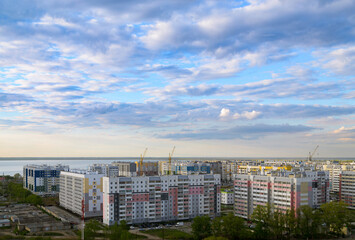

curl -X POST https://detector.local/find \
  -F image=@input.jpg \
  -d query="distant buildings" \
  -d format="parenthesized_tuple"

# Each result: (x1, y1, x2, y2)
(339, 171, 355, 209)
(59, 170, 105, 218)
(234, 171, 329, 219)
(89, 164, 119, 177)
(158, 160, 236, 182)
(136, 162, 159, 176)
(23, 164, 69, 195)
(102, 174, 221, 225)
(159, 161, 211, 175)
(111, 162, 137, 177)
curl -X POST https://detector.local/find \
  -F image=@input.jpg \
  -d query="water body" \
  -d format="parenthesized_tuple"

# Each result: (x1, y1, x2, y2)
(0, 157, 353, 176)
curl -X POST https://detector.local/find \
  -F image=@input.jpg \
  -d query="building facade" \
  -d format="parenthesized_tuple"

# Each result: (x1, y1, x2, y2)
(89, 164, 119, 177)
(159, 161, 211, 175)
(221, 190, 234, 205)
(322, 164, 352, 193)
(111, 162, 137, 177)
(23, 164, 69, 195)
(234, 171, 329, 219)
(339, 171, 355, 209)
(102, 174, 221, 225)
(59, 170, 105, 218)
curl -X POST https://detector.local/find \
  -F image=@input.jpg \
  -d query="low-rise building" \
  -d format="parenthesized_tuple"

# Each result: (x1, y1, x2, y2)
(23, 164, 69, 195)
(221, 190, 234, 204)
(59, 170, 105, 218)
(102, 174, 221, 225)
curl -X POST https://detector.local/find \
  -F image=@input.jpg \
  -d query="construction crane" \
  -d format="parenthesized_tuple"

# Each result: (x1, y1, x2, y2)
(308, 145, 319, 162)
(139, 148, 148, 176)
(168, 146, 175, 175)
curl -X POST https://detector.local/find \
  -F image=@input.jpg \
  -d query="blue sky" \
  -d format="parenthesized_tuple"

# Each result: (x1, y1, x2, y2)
(0, 0, 354, 157)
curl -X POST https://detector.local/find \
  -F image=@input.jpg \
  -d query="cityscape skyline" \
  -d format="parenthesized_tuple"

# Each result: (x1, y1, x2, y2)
(0, 0, 354, 157)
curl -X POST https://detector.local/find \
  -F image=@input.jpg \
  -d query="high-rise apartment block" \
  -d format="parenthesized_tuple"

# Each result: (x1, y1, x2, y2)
(102, 174, 221, 225)
(322, 164, 353, 193)
(234, 171, 329, 219)
(339, 171, 355, 209)
(59, 170, 105, 217)
(23, 164, 69, 195)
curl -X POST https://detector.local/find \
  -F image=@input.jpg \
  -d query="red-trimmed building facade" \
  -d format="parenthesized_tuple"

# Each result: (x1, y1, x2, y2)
(102, 174, 221, 225)
(234, 171, 329, 219)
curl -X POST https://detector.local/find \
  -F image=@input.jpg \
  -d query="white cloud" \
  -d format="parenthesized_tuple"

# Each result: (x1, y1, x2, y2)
(317, 46, 355, 76)
(234, 110, 261, 120)
(219, 108, 230, 118)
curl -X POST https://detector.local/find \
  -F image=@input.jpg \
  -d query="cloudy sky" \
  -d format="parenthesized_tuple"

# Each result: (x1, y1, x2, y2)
(0, 0, 354, 158)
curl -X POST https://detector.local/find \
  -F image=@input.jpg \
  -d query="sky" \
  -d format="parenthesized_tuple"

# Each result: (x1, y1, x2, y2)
(0, 0, 354, 158)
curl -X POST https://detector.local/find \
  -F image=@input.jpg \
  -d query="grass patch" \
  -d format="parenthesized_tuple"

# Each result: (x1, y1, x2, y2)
(221, 204, 234, 210)
(131, 233, 148, 239)
(42, 232, 64, 236)
(144, 229, 193, 240)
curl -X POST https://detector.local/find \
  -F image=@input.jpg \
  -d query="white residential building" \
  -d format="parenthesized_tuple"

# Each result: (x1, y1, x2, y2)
(234, 171, 329, 219)
(59, 170, 105, 218)
(102, 174, 221, 225)
(322, 164, 353, 192)
(340, 171, 355, 209)
(221, 190, 234, 204)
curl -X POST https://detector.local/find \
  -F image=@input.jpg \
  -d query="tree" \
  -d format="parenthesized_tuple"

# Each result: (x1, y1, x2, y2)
(251, 205, 271, 239)
(295, 205, 323, 239)
(203, 237, 228, 240)
(14, 173, 22, 181)
(321, 201, 352, 236)
(211, 217, 223, 237)
(192, 215, 212, 240)
(25, 194, 43, 205)
(107, 220, 131, 240)
(269, 209, 286, 240)
(221, 213, 247, 240)
(84, 219, 102, 240)
(284, 209, 296, 238)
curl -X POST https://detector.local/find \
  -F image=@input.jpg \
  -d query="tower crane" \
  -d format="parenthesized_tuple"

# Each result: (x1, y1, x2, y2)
(140, 148, 148, 176)
(308, 145, 319, 162)
(168, 146, 175, 175)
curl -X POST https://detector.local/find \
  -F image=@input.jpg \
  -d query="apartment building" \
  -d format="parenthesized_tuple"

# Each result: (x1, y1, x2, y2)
(339, 171, 355, 209)
(221, 190, 234, 205)
(159, 161, 211, 175)
(322, 164, 353, 192)
(234, 171, 329, 219)
(102, 174, 221, 225)
(23, 164, 69, 195)
(136, 162, 159, 176)
(89, 164, 119, 177)
(111, 162, 137, 177)
(59, 170, 105, 218)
